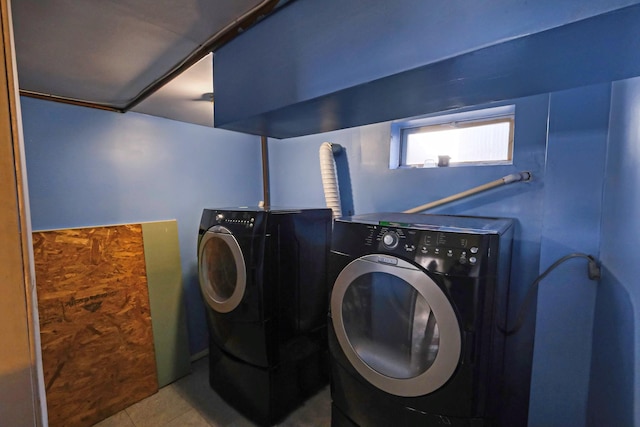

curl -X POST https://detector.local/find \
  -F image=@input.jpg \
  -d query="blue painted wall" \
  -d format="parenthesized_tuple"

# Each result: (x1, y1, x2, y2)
(214, 0, 640, 137)
(20, 97, 263, 355)
(587, 76, 640, 426)
(528, 84, 609, 427)
(269, 84, 613, 426)
(217, 0, 638, 123)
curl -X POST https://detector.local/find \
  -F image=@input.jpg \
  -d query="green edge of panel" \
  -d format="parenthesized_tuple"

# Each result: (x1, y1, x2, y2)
(141, 220, 191, 387)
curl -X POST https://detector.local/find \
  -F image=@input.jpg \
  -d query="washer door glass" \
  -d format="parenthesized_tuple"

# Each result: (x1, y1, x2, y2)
(343, 272, 439, 379)
(198, 226, 246, 313)
(331, 254, 461, 397)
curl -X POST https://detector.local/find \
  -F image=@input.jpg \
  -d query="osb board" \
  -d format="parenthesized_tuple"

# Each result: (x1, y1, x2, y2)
(141, 220, 191, 387)
(33, 224, 158, 427)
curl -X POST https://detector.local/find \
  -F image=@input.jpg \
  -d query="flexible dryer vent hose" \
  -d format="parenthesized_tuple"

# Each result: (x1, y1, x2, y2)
(319, 142, 342, 219)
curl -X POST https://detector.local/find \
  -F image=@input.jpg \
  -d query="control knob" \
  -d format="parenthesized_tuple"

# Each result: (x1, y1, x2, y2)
(382, 231, 399, 249)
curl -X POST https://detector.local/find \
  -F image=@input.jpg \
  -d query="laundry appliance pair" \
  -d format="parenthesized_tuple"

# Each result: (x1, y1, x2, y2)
(197, 207, 332, 426)
(328, 212, 515, 427)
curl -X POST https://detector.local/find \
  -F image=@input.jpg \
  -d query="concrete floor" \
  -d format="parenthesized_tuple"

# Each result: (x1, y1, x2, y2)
(93, 356, 332, 427)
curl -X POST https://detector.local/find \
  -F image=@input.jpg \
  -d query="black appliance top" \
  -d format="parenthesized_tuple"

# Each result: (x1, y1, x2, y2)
(337, 212, 513, 235)
(200, 206, 331, 234)
(204, 206, 328, 214)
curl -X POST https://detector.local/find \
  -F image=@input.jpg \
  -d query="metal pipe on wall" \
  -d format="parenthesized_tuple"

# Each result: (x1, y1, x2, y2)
(404, 171, 532, 214)
(261, 136, 270, 209)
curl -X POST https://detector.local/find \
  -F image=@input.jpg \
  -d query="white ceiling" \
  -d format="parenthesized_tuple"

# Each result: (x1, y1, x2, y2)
(132, 53, 214, 127)
(10, 0, 288, 126)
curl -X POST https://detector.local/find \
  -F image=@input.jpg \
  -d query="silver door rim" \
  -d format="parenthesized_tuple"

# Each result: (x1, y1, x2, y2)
(331, 254, 461, 397)
(198, 227, 246, 313)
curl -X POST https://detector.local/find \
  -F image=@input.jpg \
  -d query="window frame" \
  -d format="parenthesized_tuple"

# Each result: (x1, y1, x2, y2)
(390, 105, 516, 169)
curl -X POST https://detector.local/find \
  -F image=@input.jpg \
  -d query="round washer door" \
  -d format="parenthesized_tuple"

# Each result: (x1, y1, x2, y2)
(331, 254, 461, 397)
(198, 226, 246, 313)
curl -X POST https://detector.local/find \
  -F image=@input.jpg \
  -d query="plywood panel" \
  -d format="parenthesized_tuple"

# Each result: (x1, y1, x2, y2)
(33, 224, 158, 427)
(141, 220, 191, 387)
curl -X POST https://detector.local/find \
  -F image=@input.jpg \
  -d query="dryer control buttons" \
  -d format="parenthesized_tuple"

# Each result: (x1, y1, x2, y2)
(470, 246, 479, 254)
(382, 231, 399, 249)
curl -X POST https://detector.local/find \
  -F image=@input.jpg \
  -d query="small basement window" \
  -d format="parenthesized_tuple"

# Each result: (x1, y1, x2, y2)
(390, 105, 515, 169)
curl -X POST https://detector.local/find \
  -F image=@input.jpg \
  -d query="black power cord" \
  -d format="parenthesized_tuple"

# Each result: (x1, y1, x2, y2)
(499, 253, 601, 336)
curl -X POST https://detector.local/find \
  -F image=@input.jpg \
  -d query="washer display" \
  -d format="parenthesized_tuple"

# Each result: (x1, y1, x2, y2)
(328, 212, 514, 427)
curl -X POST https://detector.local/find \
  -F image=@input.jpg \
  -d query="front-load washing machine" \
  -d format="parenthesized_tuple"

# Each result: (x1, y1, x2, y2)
(198, 207, 332, 426)
(328, 212, 514, 427)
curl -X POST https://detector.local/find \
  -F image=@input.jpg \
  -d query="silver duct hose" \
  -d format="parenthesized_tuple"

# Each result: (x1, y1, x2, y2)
(319, 142, 342, 219)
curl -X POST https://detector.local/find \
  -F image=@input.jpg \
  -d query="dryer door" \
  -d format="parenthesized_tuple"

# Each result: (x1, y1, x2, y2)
(198, 226, 246, 313)
(331, 254, 461, 397)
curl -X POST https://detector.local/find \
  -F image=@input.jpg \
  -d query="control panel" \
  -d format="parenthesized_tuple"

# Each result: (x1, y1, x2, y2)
(214, 211, 256, 229)
(418, 229, 481, 266)
(366, 224, 486, 275)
